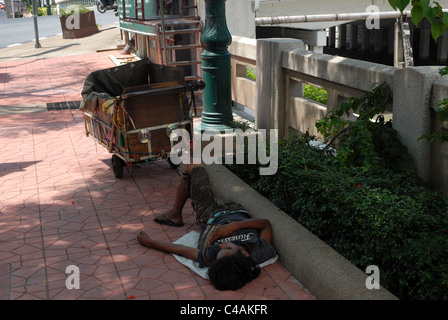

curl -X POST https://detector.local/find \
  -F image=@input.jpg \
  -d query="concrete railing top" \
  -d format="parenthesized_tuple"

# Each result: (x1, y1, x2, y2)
(229, 36, 257, 62)
(282, 48, 397, 93)
(230, 36, 448, 194)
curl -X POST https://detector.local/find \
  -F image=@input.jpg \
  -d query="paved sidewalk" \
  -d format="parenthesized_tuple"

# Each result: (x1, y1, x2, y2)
(0, 26, 315, 300)
(0, 51, 116, 112)
(0, 23, 124, 113)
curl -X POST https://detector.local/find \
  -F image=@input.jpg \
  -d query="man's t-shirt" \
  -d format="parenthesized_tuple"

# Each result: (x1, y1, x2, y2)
(197, 211, 278, 268)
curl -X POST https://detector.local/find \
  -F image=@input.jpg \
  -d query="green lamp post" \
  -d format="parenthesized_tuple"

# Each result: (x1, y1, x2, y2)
(200, 0, 233, 132)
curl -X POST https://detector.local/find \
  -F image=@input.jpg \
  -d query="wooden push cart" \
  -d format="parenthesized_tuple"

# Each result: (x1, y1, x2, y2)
(80, 59, 203, 178)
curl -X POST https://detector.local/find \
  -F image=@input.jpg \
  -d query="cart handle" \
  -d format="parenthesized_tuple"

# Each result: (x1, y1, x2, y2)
(120, 85, 186, 100)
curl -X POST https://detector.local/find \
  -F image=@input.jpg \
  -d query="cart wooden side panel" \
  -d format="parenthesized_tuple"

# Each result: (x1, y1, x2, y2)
(120, 82, 190, 160)
(84, 82, 193, 164)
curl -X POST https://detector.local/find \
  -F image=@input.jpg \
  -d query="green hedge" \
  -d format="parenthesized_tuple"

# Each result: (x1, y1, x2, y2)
(227, 83, 448, 301)
(227, 134, 448, 300)
(59, 4, 91, 17)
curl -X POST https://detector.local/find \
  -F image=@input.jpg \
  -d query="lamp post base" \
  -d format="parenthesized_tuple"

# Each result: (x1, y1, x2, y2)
(200, 121, 233, 133)
(199, 0, 233, 133)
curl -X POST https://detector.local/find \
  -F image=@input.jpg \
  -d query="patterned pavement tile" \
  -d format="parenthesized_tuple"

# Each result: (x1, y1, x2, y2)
(0, 52, 316, 302)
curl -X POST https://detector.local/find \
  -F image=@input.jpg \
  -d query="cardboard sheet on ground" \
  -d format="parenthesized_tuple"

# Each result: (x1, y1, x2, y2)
(172, 231, 279, 279)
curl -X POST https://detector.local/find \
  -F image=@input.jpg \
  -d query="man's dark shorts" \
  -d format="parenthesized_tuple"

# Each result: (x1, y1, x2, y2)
(186, 166, 245, 226)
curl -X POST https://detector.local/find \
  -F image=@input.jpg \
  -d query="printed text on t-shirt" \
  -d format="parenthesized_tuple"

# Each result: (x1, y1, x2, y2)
(215, 232, 255, 244)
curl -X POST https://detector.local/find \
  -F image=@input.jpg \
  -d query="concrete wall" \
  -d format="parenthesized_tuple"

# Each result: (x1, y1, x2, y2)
(255, 38, 305, 135)
(198, 0, 256, 38)
(393, 67, 448, 192)
(228, 36, 448, 195)
(228, 36, 257, 117)
(431, 77, 448, 193)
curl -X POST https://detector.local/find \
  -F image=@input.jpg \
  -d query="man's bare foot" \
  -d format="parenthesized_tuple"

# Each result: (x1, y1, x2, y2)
(154, 211, 184, 227)
(137, 231, 154, 248)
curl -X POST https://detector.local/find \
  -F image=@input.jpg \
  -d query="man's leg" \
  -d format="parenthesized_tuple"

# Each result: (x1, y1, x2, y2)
(137, 231, 199, 260)
(187, 165, 220, 226)
(154, 163, 203, 227)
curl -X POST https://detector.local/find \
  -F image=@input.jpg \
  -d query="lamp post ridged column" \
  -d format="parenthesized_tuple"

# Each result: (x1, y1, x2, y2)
(200, 0, 233, 132)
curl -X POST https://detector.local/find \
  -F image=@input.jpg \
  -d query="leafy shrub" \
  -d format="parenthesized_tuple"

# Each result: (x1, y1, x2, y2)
(246, 68, 256, 81)
(225, 83, 448, 300)
(37, 7, 48, 16)
(227, 134, 448, 300)
(315, 82, 415, 174)
(59, 4, 91, 17)
(304, 84, 328, 105)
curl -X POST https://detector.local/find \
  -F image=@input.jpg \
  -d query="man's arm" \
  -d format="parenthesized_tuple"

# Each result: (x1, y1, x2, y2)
(137, 231, 199, 261)
(209, 219, 272, 244)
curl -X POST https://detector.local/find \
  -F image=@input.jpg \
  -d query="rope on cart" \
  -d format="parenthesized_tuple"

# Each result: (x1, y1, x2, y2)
(118, 99, 137, 131)
(93, 109, 111, 142)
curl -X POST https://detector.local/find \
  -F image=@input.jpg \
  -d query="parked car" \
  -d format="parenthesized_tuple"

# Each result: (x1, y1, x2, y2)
(0, 2, 5, 10)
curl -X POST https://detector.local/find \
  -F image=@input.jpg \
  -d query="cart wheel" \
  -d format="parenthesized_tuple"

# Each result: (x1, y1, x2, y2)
(167, 156, 181, 169)
(112, 155, 124, 179)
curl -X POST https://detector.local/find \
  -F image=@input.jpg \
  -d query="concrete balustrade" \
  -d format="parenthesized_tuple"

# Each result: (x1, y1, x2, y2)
(228, 36, 448, 195)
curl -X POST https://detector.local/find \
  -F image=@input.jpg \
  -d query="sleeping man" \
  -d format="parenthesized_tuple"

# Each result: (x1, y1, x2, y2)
(137, 164, 278, 291)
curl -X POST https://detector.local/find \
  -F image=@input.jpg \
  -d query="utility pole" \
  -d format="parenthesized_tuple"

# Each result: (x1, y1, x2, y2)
(200, 0, 233, 132)
(32, 0, 41, 48)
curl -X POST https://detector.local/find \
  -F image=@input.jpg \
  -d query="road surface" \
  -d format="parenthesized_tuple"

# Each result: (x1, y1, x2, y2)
(0, 9, 118, 49)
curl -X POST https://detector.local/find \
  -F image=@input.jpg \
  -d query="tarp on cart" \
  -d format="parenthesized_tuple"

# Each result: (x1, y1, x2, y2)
(79, 58, 185, 113)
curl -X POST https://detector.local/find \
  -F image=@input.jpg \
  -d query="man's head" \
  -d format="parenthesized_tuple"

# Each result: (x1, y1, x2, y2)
(208, 242, 261, 291)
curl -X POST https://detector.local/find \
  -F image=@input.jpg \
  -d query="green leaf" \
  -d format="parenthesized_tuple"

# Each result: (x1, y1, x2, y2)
(437, 110, 448, 123)
(431, 21, 447, 42)
(435, 106, 448, 123)
(439, 66, 448, 76)
(423, 5, 440, 22)
(443, 12, 448, 25)
(396, 0, 411, 12)
(420, 0, 430, 7)
(388, 0, 398, 10)
(411, 4, 425, 25)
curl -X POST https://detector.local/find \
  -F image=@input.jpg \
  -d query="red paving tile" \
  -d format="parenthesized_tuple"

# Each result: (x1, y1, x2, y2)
(0, 51, 119, 107)
(0, 52, 316, 301)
